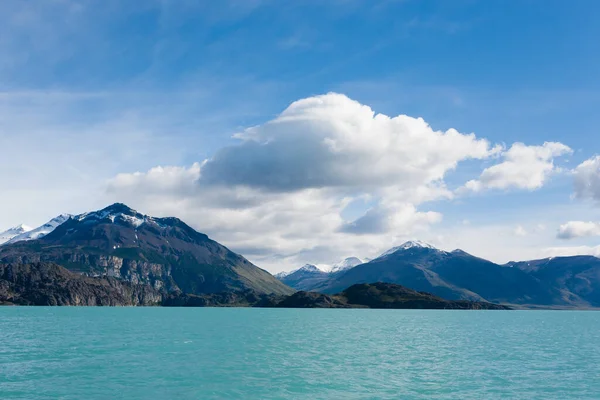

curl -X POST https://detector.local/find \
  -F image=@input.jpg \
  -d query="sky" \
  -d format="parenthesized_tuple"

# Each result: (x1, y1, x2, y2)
(1, 0, 600, 272)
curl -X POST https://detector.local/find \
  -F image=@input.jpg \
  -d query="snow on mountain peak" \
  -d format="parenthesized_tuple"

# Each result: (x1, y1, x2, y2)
(330, 257, 362, 273)
(76, 203, 148, 228)
(299, 264, 321, 272)
(4, 214, 73, 245)
(401, 240, 436, 249)
(376, 240, 438, 259)
(11, 224, 32, 232)
(0, 224, 33, 245)
(274, 263, 326, 279)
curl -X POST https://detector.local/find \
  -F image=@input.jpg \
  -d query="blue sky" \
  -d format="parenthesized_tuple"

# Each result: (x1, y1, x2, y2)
(1, 0, 600, 271)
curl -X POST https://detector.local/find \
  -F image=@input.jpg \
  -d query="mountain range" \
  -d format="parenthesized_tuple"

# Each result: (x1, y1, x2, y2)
(274, 257, 362, 291)
(276, 241, 600, 309)
(2, 205, 600, 308)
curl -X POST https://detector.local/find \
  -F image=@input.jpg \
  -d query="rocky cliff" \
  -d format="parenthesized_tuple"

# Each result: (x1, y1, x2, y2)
(0, 263, 162, 306)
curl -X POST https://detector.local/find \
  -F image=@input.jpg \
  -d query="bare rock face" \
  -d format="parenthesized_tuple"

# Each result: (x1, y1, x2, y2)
(0, 263, 162, 306)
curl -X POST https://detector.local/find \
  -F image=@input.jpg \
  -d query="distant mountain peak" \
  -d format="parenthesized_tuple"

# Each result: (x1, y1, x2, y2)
(376, 240, 438, 259)
(451, 249, 468, 255)
(299, 264, 321, 272)
(330, 257, 362, 273)
(274, 263, 326, 279)
(4, 215, 72, 245)
(0, 224, 34, 245)
(400, 240, 436, 249)
(44, 214, 72, 225)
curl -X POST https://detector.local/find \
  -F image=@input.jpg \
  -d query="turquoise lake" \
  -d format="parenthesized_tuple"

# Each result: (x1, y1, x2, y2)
(1, 308, 599, 399)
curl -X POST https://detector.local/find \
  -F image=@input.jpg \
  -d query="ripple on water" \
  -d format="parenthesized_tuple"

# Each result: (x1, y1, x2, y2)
(0, 308, 599, 399)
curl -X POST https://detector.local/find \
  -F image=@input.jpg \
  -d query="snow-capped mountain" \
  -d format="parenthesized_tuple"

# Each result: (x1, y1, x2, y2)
(298, 264, 323, 272)
(5, 214, 72, 245)
(274, 264, 330, 291)
(0, 224, 33, 245)
(329, 257, 363, 273)
(74, 203, 180, 230)
(374, 240, 441, 260)
(274, 258, 363, 291)
(2, 204, 169, 247)
(0, 203, 293, 296)
(275, 264, 324, 279)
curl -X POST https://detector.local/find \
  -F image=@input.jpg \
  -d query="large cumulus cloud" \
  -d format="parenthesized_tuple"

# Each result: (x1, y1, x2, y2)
(106, 93, 567, 271)
(201, 93, 498, 191)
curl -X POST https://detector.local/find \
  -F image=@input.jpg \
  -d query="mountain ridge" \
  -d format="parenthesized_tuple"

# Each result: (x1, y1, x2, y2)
(5, 214, 72, 245)
(260, 282, 510, 310)
(3, 208, 600, 310)
(276, 241, 600, 308)
(0, 203, 293, 297)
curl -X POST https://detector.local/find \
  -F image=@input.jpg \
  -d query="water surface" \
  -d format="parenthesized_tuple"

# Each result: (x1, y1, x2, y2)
(1, 308, 599, 399)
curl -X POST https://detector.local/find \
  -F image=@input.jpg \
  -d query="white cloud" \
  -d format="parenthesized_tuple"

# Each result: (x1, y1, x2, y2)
(540, 245, 600, 259)
(202, 93, 498, 192)
(557, 221, 600, 239)
(514, 225, 527, 237)
(536, 223, 547, 231)
(106, 93, 503, 271)
(462, 142, 572, 192)
(573, 155, 600, 202)
(109, 164, 202, 197)
(1, 89, 584, 272)
(340, 203, 442, 234)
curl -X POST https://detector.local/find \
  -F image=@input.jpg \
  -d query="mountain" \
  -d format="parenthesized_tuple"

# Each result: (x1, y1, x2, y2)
(507, 256, 600, 307)
(374, 240, 437, 258)
(275, 264, 330, 291)
(276, 241, 600, 308)
(0, 203, 293, 297)
(4, 214, 71, 245)
(275, 257, 363, 291)
(329, 257, 362, 273)
(310, 241, 557, 305)
(259, 282, 510, 310)
(0, 224, 33, 245)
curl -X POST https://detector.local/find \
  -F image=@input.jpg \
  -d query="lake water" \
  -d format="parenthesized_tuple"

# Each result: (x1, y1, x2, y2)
(0, 308, 599, 399)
